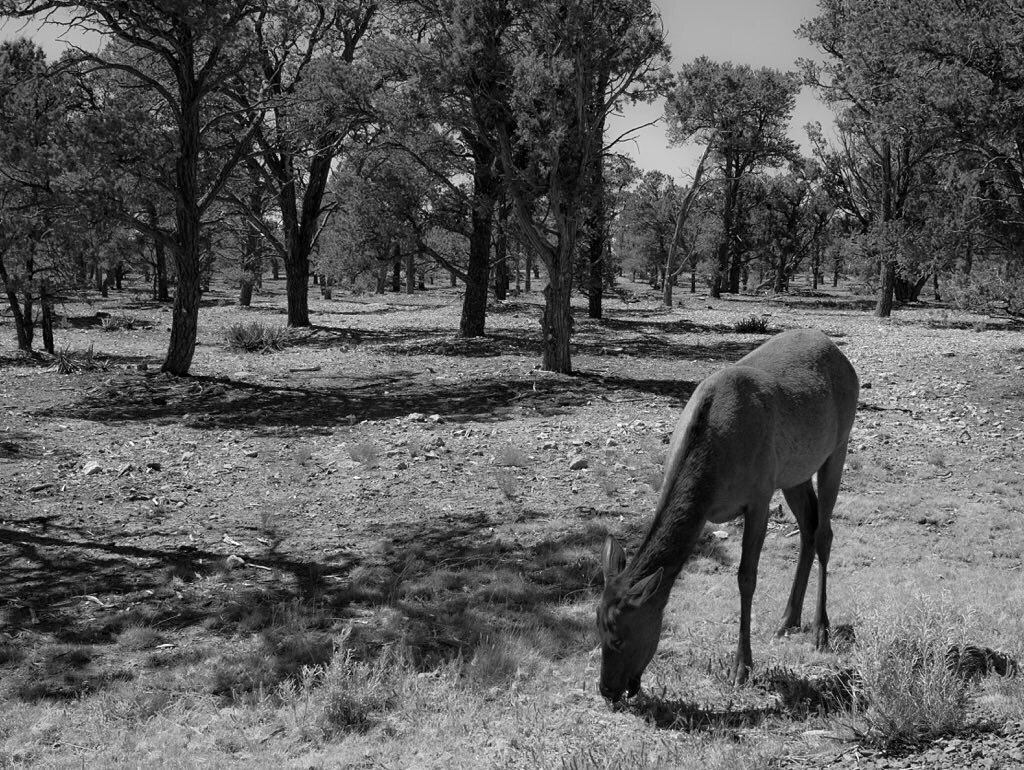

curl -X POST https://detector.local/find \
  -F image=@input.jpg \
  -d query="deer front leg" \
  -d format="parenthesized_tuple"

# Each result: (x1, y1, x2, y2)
(734, 503, 769, 685)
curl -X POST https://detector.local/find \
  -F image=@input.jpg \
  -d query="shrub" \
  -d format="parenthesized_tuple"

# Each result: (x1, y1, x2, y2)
(50, 344, 107, 374)
(493, 443, 530, 467)
(494, 469, 517, 501)
(854, 605, 973, 749)
(100, 313, 136, 332)
(347, 440, 379, 467)
(225, 321, 291, 353)
(733, 314, 771, 334)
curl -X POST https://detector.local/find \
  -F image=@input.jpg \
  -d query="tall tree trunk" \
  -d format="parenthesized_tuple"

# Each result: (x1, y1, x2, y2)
(493, 194, 510, 301)
(875, 258, 896, 318)
(162, 84, 203, 376)
(585, 147, 606, 319)
(40, 279, 54, 355)
(713, 158, 738, 299)
(541, 256, 573, 373)
(774, 253, 787, 293)
(875, 139, 896, 319)
(525, 252, 532, 293)
(0, 254, 32, 351)
(405, 249, 415, 294)
(151, 209, 170, 302)
(493, 229, 509, 301)
(461, 140, 498, 337)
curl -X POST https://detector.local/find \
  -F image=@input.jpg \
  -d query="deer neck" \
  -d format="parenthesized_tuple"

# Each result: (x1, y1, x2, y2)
(626, 484, 708, 603)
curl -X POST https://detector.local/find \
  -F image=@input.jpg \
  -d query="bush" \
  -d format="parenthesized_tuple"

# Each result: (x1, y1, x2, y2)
(50, 344, 107, 374)
(946, 262, 1024, 315)
(100, 313, 137, 332)
(855, 606, 973, 749)
(733, 314, 771, 334)
(225, 321, 291, 353)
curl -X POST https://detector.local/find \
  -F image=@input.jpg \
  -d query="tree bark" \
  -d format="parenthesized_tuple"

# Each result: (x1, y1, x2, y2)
(493, 227, 509, 301)
(0, 254, 32, 351)
(405, 249, 415, 294)
(40, 279, 55, 355)
(713, 156, 738, 299)
(162, 78, 203, 376)
(460, 140, 498, 337)
(239, 278, 254, 306)
(493, 194, 510, 301)
(541, 261, 573, 373)
(875, 258, 896, 318)
(585, 150, 606, 319)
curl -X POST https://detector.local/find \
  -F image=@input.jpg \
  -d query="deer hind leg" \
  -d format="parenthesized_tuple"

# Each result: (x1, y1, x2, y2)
(733, 499, 770, 686)
(811, 442, 849, 652)
(777, 480, 819, 637)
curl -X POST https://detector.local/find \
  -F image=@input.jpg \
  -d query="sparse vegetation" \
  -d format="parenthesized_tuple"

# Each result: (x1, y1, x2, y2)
(347, 440, 379, 467)
(494, 468, 518, 500)
(854, 604, 974, 749)
(493, 443, 531, 467)
(733, 314, 772, 333)
(4, 282, 1024, 768)
(224, 321, 291, 353)
(100, 313, 137, 332)
(49, 344, 107, 374)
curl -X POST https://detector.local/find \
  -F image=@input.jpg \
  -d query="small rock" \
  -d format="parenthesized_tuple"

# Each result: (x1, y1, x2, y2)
(244, 450, 258, 458)
(224, 555, 246, 570)
(569, 456, 589, 470)
(605, 437, 618, 447)
(428, 414, 443, 423)
(146, 462, 162, 472)
(82, 460, 102, 476)
(712, 530, 729, 540)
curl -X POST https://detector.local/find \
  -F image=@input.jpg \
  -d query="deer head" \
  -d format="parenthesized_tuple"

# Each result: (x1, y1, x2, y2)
(595, 535, 664, 702)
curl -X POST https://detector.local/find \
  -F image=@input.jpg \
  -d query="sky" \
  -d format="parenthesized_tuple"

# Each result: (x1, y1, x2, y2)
(610, 0, 832, 181)
(1, 0, 832, 181)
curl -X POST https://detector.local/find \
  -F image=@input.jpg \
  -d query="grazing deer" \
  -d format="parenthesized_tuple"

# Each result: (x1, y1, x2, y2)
(596, 328, 859, 702)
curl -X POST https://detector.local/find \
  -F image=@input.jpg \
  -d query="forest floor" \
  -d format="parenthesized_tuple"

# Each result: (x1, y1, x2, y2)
(2, 277, 1024, 769)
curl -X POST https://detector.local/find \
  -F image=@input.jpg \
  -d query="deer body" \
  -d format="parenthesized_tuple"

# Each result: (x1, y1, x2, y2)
(597, 328, 859, 702)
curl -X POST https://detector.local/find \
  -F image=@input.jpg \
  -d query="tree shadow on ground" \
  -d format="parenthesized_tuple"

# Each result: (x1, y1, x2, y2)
(0, 430, 47, 459)
(41, 365, 702, 432)
(0, 503, 613, 701)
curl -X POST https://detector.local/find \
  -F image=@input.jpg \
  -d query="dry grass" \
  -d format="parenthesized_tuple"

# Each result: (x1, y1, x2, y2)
(4, 282, 1024, 768)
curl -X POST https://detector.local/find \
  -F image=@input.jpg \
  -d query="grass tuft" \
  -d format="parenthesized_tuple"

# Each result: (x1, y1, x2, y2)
(733, 314, 771, 334)
(50, 344, 107, 374)
(100, 313, 137, 332)
(347, 440, 379, 467)
(224, 321, 291, 353)
(494, 443, 530, 467)
(854, 603, 973, 749)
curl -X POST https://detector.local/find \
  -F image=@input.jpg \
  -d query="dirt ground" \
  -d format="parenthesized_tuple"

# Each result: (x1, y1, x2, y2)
(2, 278, 1024, 768)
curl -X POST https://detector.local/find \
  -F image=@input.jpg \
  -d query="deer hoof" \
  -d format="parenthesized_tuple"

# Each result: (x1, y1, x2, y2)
(815, 625, 830, 651)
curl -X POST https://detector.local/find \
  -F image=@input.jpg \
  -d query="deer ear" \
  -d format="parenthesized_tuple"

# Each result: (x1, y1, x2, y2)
(625, 568, 662, 607)
(602, 536, 626, 581)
